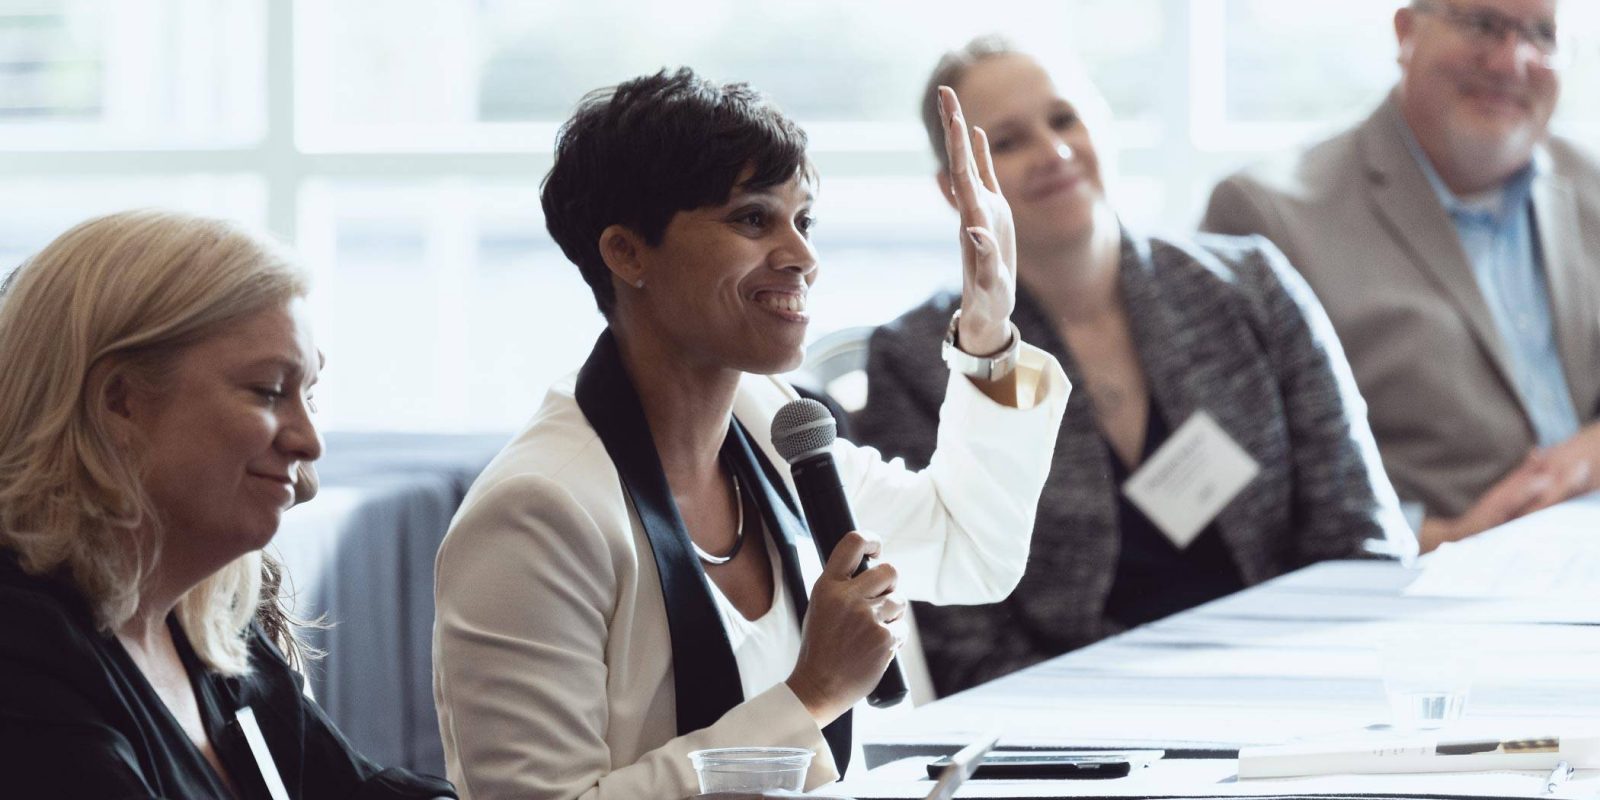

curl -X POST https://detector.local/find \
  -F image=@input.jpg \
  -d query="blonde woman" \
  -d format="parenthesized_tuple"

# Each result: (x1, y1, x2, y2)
(855, 38, 1414, 695)
(0, 210, 454, 799)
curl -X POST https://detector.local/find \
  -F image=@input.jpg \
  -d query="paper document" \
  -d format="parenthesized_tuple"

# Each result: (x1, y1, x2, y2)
(828, 756, 1600, 798)
(1405, 493, 1600, 599)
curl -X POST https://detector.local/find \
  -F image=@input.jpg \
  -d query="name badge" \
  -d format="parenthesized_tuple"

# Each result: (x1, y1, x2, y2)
(1121, 411, 1260, 548)
(235, 706, 292, 800)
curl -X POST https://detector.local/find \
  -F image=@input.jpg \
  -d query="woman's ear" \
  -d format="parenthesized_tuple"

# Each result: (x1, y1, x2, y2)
(98, 365, 135, 421)
(1394, 7, 1417, 64)
(598, 224, 649, 291)
(92, 363, 142, 446)
(935, 170, 958, 211)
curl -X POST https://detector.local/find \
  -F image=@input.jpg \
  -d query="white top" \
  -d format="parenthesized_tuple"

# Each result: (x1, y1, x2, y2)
(707, 534, 802, 699)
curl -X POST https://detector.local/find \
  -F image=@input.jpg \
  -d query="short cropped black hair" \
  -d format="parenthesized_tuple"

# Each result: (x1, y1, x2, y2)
(540, 67, 811, 318)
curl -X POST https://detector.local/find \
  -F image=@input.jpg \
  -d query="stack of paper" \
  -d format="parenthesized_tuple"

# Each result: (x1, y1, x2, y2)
(1406, 493, 1600, 599)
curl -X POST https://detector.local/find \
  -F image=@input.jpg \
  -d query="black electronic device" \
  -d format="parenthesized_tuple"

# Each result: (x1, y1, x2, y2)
(925, 750, 1163, 781)
(770, 398, 909, 708)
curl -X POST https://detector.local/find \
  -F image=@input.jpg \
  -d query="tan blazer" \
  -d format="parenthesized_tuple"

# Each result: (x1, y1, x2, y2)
(1203, 93, 1600, 517)
(432, 351, 1069, 800)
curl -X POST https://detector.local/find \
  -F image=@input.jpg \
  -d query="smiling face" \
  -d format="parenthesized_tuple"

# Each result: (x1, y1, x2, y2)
(127, 298, 323, 569)
(1396, 0, 1561, 190)
(626, 171, 819, 376)
(950, 53, 1108, 252)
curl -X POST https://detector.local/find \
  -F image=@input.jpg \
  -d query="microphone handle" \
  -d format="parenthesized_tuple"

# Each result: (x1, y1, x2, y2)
(791, 456, 909, 709)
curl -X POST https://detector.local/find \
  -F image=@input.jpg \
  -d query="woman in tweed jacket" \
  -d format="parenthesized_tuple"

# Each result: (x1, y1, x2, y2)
(854, 38, 1416, 696)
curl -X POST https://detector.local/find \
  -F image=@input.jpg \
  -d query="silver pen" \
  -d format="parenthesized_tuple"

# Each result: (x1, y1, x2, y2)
(1542, 759, 1573, 795)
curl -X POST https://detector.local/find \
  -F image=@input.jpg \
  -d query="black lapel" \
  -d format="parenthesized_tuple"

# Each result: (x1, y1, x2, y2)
(573, 330, 744, 737)
(723, 420, 853, 774)
(722, 422, 809, 622)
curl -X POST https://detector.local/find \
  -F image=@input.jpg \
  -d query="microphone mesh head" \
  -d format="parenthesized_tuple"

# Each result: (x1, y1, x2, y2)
(770, 398, 837, 464)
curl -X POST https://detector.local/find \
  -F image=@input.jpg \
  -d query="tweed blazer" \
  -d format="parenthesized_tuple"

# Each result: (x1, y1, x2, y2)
(1203, 93, 1600, 517)
(854, 230, 1413, 695)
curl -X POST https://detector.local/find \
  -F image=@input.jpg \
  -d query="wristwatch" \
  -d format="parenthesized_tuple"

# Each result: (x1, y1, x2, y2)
(942, 309, 1021, 381)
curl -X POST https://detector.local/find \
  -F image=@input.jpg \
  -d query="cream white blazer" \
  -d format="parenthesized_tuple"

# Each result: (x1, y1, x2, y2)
(432, 346, 1068, 800)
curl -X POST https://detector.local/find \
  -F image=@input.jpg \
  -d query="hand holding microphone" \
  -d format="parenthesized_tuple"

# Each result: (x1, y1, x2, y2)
(773, 399, 911, 720)
(788, 531, 907, 724)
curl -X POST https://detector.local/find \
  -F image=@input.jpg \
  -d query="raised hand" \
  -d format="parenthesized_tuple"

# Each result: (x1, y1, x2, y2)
(937, 85, 1017, 357)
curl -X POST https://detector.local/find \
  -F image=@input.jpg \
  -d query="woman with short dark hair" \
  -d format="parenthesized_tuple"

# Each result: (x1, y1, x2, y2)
(431, 67, 1070, 799)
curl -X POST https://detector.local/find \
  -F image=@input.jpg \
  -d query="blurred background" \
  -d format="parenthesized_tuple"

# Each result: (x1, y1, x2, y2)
(2, 0, 1596, 433)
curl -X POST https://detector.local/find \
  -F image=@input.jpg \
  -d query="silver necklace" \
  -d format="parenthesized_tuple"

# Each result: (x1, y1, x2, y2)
(693, 465, 745, 566)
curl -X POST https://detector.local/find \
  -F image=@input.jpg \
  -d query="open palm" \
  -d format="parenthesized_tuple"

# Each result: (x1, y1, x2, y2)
(938, 84, 1017, 355)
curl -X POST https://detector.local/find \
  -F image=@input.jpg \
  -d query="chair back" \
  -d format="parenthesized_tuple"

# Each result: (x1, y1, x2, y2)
(800, 326, 875, 413)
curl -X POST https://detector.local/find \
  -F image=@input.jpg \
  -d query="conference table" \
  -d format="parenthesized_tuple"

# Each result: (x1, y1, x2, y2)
(260, 431, 1599, 794)
(842, 495, 1600, 798)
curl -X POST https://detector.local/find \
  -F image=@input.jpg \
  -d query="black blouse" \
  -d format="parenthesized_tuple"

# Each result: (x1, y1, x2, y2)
(0, 551, 455, 800)
(1102, 403, 1245, 629)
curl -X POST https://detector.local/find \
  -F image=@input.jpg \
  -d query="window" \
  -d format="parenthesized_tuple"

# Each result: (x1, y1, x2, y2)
(0, 0, 262, 148)
(1210, 0, 1398, 143)
(3, 0, 1595, 431)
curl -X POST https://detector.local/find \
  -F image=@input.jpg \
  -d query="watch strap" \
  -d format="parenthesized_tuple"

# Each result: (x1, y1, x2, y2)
(942, 309, 1021, 381)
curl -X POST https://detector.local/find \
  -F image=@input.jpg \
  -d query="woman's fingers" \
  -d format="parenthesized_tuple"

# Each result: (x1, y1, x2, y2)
(823, 530, 880, 579)
(853, 559, 898, 598)
(876, 592, 907, 625)
(940, 87, 970, 187)
(939, 86, 984, 224)
(966, 226, 997, 259)
(789, 535, 903, 724)
(936, 90, 955, 202)
(972, 126, 1001, 196)
(938, 85, 1016, 336)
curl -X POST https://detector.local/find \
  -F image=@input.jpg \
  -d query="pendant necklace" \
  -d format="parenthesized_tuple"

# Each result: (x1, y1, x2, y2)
(693, 460, 745, 566)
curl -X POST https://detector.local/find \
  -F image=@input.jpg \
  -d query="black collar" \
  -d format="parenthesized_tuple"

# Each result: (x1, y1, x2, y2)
(573, 330, 851, 771)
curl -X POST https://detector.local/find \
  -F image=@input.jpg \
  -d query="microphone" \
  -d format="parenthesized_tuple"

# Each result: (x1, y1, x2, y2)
(771, 398, 909, 709)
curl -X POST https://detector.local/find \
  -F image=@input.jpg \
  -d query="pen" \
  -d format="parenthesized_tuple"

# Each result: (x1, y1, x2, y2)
(1543, 759, 1572, 795)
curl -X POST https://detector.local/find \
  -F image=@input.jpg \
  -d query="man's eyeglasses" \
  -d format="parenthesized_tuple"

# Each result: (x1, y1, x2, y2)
(1412, 0, 1567, 69)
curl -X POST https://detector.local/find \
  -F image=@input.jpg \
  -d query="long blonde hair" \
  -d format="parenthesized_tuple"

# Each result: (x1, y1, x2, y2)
(0, 209, 310, 675)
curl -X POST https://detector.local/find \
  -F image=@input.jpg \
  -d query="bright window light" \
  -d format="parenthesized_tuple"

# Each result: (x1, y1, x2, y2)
(3, 0, 1594, 431)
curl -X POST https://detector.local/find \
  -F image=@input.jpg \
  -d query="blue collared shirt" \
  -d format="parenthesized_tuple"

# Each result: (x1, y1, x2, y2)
(1401, 126, 1580, 448)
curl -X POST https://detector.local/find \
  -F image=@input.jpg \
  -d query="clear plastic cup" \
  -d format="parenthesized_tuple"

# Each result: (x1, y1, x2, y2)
(1380, 632, 1475, 731)
(688, 747, 813, 793)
